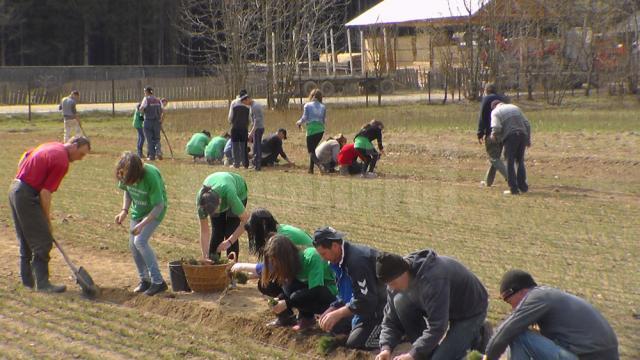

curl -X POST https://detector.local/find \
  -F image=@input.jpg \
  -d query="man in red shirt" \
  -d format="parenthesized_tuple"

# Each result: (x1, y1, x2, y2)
(9, 136, 91, 293)
(338, 143, 365, 176)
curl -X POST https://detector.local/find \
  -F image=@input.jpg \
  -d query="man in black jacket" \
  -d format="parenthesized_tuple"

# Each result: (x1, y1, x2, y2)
(260, 128, 294, 167)
(375, 250, 489, 360)
(228, 90, 251, 168)
(313, 227, 386, 349)
(476, 83, 508, 187)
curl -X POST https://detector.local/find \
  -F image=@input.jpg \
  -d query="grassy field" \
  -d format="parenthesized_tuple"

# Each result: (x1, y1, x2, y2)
(0, 95, 638, 359)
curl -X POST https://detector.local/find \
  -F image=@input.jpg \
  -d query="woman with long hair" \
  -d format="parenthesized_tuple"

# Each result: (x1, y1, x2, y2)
(114, 152, 168, 296)
(261, 234, 337, 331)
(354, 119, 385, 178)
(296, 89, 326, 174)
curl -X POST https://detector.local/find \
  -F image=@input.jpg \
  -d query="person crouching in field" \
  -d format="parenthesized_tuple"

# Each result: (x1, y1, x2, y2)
(338, 142, 365, 176)
(354, 120, 385, 178)
(230, 208, 313, 326)
(114, 152, 168, 296)
(315, 134, 347, 173)
(483, 270, 619, 360)
(133, 103, 145, 158)
(375, 250, 489, 360)
(262, 234, 337, 331)
(313, 227, 386, 350)
(196, 172, 249, 263)
(185, 130, 211, 162)
(205, 132, 230, 165)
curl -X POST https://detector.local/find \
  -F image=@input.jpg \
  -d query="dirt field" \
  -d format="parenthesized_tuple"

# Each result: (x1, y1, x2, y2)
(0, 97, 638, 359)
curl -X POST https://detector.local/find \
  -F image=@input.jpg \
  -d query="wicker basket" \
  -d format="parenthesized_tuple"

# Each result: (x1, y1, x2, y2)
(182, 261, 231, 293)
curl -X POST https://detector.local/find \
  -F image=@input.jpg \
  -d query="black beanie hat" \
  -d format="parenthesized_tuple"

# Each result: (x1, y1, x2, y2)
(376, 252, 410, 283)
(499, 269, 537, 298)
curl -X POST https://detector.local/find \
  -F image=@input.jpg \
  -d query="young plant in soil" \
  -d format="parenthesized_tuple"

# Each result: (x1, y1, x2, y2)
(466, 350, 484, 360)
(233, 272, 249, 284)
(317, 335, 338, 355)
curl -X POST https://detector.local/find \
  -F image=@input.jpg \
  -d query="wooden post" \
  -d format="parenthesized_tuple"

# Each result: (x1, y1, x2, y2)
(383, 27, 389, 74)
(111, 79, 115, 117)
(365, 71, 369, 107)
(347, 28, 354, 75)
(307, 33, 312, 77)
(324, 32, 330, 76)
(360, 30, 366, 76)
(27, 80, 31, 122)
(330, 28, 336, 75)
(427, 71, 431, 104)
(272, 32, 276, 91)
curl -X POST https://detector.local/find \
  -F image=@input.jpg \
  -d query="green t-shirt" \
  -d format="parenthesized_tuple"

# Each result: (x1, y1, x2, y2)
(196, 172, 248, 219)
(277, 224, 313, 248)
(118, 163, 168, 222)
(132, 111, 144, 129)
(354, 135, 374, 150)
(297, 247, 337, 295)
(306, 121, 325, 137)
(186, 133, 210, 156)
(204, 136, 227, 159)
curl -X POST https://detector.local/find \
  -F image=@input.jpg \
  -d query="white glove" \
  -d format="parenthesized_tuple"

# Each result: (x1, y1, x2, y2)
(231, 263, 257, 274)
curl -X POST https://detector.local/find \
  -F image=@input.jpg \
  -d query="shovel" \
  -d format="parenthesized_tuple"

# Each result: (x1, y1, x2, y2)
(53, 238, 99, 299)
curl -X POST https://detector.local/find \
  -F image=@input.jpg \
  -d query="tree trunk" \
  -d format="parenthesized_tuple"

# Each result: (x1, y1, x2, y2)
(137, 18, 143, 65)
(83, 18, 90, 65)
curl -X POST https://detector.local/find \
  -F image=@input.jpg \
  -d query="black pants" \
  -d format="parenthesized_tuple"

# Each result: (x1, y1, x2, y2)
(260, 152, 278, 167)
(306, 132, 324, 173)
(333, 316, 382, 349)
(208, 199, 247, 260)
(355, 148, 379, 174)
(231, 128, 249, 168)
(283, 279, 335, 319)
(8, 180, 54, 287)
(503, 132, 529, 194)
(252, 128, 264, 170)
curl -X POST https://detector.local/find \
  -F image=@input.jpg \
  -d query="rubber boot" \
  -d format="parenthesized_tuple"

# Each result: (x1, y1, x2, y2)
(20, 257, 35, 288)
(32, 257, 66, 293)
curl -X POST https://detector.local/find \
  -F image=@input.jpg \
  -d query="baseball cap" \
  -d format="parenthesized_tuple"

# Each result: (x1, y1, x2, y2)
(499, 269, 537, 300)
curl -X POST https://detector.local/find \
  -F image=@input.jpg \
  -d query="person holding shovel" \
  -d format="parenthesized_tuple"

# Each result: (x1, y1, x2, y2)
(9, 136, 91, 293)
(196, 172, 249, 262)
(262, 234, 337, 331)
(114, 152, 168, 296)
(139, 86, 163, 161)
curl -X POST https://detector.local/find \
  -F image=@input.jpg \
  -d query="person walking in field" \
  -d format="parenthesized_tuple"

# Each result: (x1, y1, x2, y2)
(185, 130, 211, 161)
(296, 89, 326, 174)
(262, 234, 337, 331)
(354, 120, 385, 178)
(490, 101, 531, 195)
(337, 142, 365, 176)
(205, 132, 230, 165)
(259, 128, 294, 167)
(59, 90, 84, 142)
(375, 250, 489, 360)
(228, 90, 252, 168)
(9, 136, 91, 293)
(313, 227, 386, 350)
(248, 98, 265, 171)
(114, 152, 168, 296)
(139, 86, 163, 161)
(196, 172, 249, 262)
(230, 208, 313, 326)
(133, 103, 145, 158)
(483, 270, 619, 360)
(477, 83, 508, 187)
(315, 134, 347, 173)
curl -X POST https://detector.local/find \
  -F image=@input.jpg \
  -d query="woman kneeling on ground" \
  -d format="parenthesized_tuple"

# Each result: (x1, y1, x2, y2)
(114, 152, 168, 296)
(354, 120, 385, 178)
(231, 208, 314, 324)
(315, 134, 347, 173)
(262, 234, 337, 331)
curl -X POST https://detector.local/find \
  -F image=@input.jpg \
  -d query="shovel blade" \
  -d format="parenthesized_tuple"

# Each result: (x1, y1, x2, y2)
(76, 266, 99, 298)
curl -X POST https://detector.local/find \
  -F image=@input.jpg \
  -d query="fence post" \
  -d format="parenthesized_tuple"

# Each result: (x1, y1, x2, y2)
(365, 72, 369, 107)
(27, 80, 32, 122)
(112, 79, 115, 117)
(427, 71, 431, 104)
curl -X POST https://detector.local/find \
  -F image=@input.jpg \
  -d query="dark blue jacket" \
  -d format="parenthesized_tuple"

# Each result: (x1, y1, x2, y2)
(477, 93, 508, 138)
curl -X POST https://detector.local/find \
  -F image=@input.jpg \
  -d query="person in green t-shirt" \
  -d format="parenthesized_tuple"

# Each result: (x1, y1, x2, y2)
(262, 234, 337, 331)
(133, 103, 145, 158)
(296, 89, 327, 174)
(196, 172, 249, 262)
(205, 132, 230, 165)
(114, 152, 168, 296)
(185, 130, 211, 161)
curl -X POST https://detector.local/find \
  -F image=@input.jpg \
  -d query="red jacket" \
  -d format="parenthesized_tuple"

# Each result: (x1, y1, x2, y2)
(337, 143, 364, 166)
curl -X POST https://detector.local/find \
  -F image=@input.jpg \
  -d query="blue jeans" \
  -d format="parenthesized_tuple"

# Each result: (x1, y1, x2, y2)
(143, 120, 162, 159)
(392, 292, 487, 360)
(136, 127, 145, 157)
(129, 219, 164, 284)
(508, 331, 578, 360)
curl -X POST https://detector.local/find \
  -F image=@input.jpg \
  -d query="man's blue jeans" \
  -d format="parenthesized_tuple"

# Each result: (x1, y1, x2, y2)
(508, 331, 578, 360)
(129, 219, 164, 284)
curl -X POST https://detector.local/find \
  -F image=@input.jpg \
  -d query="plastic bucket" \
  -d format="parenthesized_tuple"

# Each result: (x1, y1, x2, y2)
(169, 261, 191, 292)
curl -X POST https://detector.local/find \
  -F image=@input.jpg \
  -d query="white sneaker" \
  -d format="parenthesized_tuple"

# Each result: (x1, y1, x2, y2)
(503, 190, 519, 195)
(223, 159, 230, 166)
(480, 181, 488, 187)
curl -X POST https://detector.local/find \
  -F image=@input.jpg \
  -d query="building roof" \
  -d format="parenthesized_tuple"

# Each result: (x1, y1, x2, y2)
(345, 0, 484, 27)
